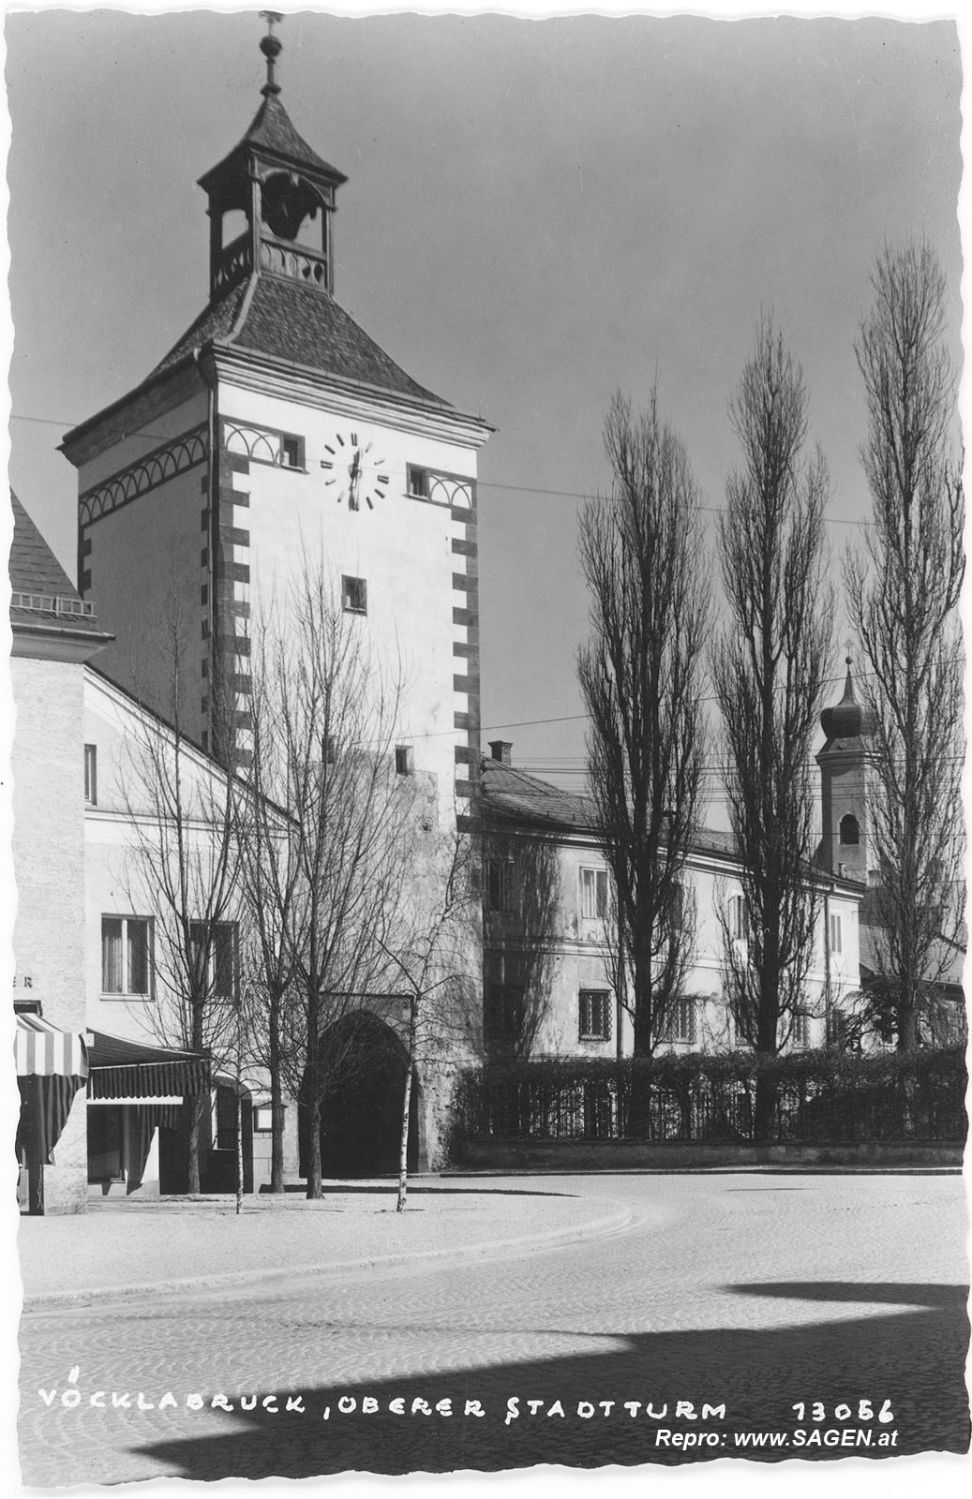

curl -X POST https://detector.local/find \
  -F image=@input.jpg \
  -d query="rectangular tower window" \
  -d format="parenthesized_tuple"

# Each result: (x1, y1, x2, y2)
(342, 576, 368, 614)
(84, 744, 98, 805)
(407, 466, 430, 498)
(280, 435, 304, 469)
(395, 745, 414, 775)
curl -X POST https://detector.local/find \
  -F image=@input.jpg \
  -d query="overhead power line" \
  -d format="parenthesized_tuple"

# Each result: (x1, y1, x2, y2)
(11, 410, 877, 529)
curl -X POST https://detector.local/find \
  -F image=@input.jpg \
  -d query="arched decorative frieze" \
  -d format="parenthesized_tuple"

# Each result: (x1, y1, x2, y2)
(406, 464, 475, 511)
(78, 425, 208, 527)
(221, 418, 305, 470)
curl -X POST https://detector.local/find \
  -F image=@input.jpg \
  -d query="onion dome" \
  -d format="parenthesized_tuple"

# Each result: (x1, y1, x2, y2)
(820, 658, 877, 743)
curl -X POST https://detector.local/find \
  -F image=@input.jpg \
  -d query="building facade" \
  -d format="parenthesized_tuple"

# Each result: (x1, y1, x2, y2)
(10, 494, 111, 1212)
(481, 737, 866, 1064)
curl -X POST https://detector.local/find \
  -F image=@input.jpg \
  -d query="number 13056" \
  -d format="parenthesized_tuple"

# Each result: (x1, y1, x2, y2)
(792, 1400, 894, 1423)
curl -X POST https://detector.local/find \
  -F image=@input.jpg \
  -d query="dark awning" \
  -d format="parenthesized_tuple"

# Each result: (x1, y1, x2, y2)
(86, 1031, 211, 1100)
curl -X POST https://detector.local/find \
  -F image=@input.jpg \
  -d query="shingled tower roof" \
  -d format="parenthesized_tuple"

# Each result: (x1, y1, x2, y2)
(148, 14, 447, 408)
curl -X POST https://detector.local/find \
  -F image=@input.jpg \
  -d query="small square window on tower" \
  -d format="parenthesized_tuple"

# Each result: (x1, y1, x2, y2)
(407, 465, 430, 499)
(280, 434, 304, 470)
(395, 744, 414, 775)
(342, 575, 368, 615)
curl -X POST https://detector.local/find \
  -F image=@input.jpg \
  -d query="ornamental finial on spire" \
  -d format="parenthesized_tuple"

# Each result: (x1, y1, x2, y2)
(259, 12, 284, 97)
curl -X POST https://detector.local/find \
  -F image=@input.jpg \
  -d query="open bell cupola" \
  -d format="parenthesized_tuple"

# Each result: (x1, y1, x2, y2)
(197, 12, 347, 302)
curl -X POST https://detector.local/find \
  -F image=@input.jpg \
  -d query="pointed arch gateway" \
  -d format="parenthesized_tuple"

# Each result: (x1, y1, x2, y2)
(300, 1012, 421, 1180)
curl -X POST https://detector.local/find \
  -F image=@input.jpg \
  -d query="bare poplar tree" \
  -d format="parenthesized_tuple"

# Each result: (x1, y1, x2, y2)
(482, 824, 562, 1059)
(122, 603, 242, 1193)
(712, 319, 833, 1138)
(578, 391, 709, 1057)
(240, 566, 417, 1199)
(847, 242, 964, 1050)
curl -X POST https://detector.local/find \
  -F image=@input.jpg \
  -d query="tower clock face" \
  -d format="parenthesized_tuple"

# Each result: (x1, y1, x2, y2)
(320, 431, 389, 511)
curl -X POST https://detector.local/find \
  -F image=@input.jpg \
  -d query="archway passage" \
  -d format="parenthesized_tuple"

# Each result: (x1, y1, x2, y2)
(310, 1012, 419, 1179)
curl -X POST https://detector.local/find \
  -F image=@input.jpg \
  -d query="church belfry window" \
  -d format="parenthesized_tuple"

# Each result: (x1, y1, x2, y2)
(839, 814, 860, 846)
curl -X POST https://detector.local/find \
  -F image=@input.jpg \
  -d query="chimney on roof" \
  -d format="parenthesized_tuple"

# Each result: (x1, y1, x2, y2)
(488, 740, 513, 765)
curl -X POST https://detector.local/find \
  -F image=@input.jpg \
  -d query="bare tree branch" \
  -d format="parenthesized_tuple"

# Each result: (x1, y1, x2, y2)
(846, 241, 965, 1050)
(578, 390, 709, 1056)
(712, 318, 834, 1137)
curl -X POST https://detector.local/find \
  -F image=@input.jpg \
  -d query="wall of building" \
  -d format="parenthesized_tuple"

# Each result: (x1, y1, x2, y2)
(11, 654, 89, 1212)
(486, 831, 864, 1062)
(75, 388, 210, 736)
(217, 382, 480, 824)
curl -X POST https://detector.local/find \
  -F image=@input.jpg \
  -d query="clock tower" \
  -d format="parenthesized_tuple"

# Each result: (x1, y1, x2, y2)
(62, 19, 492, 826)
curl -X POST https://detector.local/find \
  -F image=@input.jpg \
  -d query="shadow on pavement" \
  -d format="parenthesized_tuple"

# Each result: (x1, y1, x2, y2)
(134, 1280, 970, 1479)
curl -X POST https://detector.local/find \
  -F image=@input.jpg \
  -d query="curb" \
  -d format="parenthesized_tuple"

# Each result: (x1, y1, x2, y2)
(22, 1200, 636, 1311)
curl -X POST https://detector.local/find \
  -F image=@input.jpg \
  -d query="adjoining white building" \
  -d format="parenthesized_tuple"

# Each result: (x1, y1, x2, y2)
(10, 493, 111, 1213)
(480, 735, 865, 1062)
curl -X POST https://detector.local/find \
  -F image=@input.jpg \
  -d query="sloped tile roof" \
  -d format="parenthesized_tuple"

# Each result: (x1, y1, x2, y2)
(481, 756, 740, 862)
(149, 274, 447, 406)
(147, 280, 250, 378)
(482, 758, 598, 831)
(9, 491, 104, 635)
(239, 94, 346, 183)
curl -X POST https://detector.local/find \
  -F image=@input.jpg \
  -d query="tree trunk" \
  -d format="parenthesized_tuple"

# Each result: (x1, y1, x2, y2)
(397, 996, 417, 1213)
(269, 995, 285, 1193)
(753, 1071, 777, 1145)
(186, 1091, 204, 1194)
(235, 1088, 243, 1216)
(396, 1060, 414, 1214)
(305, 1089, 323, 1199)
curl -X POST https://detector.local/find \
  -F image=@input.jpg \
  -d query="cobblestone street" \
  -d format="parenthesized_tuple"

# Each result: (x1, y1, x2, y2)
(18, 1173, 969, 1483)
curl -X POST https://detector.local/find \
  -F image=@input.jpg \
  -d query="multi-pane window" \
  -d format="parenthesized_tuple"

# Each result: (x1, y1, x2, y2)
(189, 921, 238, 1000)
(728, 893, 749, 941)
(662, 996, 697, 1045)
(829, 913, 843, 954)
(579, 990, 612, 1042)
(342, 575, 368, 614)
(84, 743, 98, 805)
(101, 916, 152, 996)
(791, 1009, 811, 1048)
(580, 866, 609, 919)
(487, 859, 516, 913)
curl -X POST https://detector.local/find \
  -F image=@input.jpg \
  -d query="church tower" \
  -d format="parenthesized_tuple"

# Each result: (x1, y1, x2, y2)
(61, 18, 492, 823)
(816, 658, 877, 883)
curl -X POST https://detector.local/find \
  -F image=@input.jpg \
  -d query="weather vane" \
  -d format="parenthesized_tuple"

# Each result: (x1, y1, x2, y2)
(259, 11, 284, 97)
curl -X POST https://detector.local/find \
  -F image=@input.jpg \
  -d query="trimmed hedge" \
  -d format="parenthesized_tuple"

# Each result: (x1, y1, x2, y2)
(452, 1047, 967, 1146)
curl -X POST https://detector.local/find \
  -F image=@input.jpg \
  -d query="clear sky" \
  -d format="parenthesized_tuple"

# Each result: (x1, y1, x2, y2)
(3, 8, 963, 812)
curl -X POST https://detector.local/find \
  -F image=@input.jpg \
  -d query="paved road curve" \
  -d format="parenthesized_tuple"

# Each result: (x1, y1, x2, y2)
(18, 1173, 970, 1483)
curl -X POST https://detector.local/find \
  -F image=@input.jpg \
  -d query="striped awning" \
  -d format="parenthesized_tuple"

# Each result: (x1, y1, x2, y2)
(86, 1030, 210, 1100)
(15, 1014, 89, 1079)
